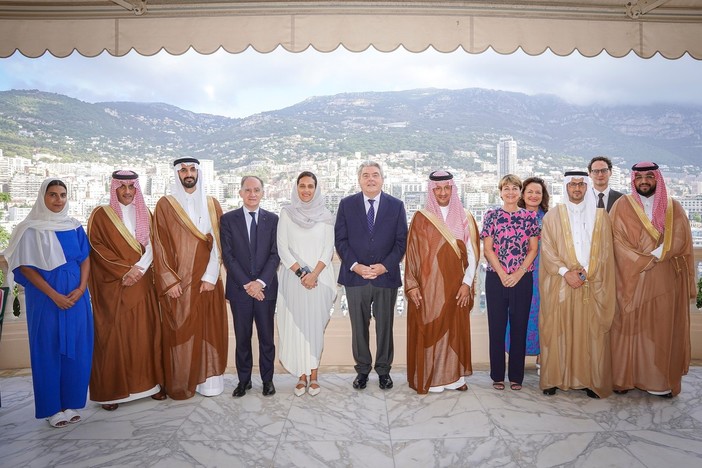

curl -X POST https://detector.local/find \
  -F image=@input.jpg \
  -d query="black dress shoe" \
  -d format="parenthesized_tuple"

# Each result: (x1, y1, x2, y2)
(543, 387, 557, 396)
(656, 392, 673, 399)
(584, 388, 600, 399)
(379, 374, 393, 390)
(613, 389, 629, 395)
(352, 373, 368, 390)
(262, 381, 276, 396)
(232, 381, 252, 398)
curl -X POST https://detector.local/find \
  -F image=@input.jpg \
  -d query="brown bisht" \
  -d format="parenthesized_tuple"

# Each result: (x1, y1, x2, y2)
(404, 210, 479, 394)
(152, 195, 228, 400)
(87, 206, 164, 403)
(610, 195, 695, 396)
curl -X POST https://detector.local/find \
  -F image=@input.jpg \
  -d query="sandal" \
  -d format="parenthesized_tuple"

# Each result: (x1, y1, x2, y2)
(63, 409, 82, 423)
(47, 411, 69, 428)
(510, 383, 522, 391)
(102, 403, 119, 411)
(294, 379, 307, 397)
(492, 382, 505, 391)
(308, 380, 321, 397)
(455, 384, 468, 391)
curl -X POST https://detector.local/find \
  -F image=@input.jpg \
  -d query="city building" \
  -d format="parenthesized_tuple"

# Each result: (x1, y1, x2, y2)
(496, 136, 517, 179)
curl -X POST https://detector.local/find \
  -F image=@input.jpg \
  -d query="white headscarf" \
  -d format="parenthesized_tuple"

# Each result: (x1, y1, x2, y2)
(563, 171, 597, 265)
(2, 178, 81, 279)
(281, 174, 334, 229)
(170, 160, 212, 234)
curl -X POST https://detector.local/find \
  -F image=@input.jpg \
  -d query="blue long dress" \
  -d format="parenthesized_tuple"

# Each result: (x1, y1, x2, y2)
(14, 227, 94, 419)
(505, 208, 544, 356)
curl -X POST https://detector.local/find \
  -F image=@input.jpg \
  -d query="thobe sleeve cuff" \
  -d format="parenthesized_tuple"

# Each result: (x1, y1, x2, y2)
(558, 266, 569, 277)
(651, 244, 663, 259)
(135, 242, 153, 271)
(463, 239, 477, 285)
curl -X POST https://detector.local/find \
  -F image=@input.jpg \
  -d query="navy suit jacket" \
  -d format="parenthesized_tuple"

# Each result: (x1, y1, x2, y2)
(607, 189, 624, 212)
(220, 207, 279, 303)
(334, 191, 408, 289)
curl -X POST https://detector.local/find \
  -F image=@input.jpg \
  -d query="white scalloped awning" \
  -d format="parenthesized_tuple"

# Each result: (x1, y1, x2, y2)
(1, 1, 701, 59)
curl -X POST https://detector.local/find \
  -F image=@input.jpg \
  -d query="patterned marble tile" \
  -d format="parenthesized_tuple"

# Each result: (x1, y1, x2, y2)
(386, 386, 496, 439)
(0, 438, 169, 468)
(152, 438, 279, 467)
(392, 437, 518, 467)
(502, 432, 646, 468)
(472, 375, 605, 436)
(273, 440, 394, 468)
(614, 429, 702, 467)
(1, 368, 701, 467)
(175, 390, 291, 442)
(281, 373, 391, 442)
(63, 398, 194, 441)
(566, 387, 702, 432)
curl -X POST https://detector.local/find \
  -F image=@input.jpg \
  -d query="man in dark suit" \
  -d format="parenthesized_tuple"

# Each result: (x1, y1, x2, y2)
(220, 175, 280, 397)
(588, 156, 623, 212)
(335, 161, 408, 390)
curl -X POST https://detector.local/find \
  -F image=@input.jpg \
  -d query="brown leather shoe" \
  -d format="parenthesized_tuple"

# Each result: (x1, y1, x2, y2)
(101, 403, 119, 411)
(151, 390, 167, 401)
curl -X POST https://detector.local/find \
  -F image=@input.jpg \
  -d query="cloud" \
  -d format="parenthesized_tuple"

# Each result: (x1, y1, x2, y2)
(0, 47, 700, 118)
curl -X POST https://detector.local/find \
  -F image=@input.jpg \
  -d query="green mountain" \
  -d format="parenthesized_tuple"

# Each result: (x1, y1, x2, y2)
(0, 88, 700, 170)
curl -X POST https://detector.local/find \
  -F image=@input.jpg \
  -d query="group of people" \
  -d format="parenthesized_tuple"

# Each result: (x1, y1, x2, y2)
(479, 157, 695, 400)
(0, 156, 695, 428)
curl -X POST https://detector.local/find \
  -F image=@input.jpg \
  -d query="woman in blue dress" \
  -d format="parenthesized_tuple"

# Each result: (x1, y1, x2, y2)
(505, 177, 550, 373)
(3, 178, 93, 428)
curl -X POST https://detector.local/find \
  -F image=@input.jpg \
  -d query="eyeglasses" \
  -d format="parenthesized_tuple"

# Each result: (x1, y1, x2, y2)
(567, 182, 587, 188)
(590, 169, 610, 175)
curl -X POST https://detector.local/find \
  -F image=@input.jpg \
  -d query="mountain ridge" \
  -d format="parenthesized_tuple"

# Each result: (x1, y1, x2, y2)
(0, 88, 699, 170)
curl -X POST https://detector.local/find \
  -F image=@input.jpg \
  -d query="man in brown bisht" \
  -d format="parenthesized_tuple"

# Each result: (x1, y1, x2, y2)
(405, 170, 479, 394)
(609, 162, 695, 398)
(153, 157, 228, 400)
(88, 170, 166, 411)
(539, 171, 615, 399)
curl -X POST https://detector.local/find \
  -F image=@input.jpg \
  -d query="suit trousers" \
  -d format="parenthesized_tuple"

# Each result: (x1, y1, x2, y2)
(345, 283, 397, 375)
(485, 270, 533, 385)
(231, 297, 276, 383)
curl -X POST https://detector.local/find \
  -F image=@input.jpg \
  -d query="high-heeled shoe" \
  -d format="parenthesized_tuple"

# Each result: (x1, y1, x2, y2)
(294, 379, 307, 397)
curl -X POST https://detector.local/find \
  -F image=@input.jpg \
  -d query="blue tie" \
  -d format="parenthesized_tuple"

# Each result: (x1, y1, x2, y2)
(367, 199, 375, 233)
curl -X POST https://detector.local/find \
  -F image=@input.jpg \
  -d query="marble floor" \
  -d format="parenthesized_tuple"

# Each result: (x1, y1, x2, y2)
(1, 367, 702, 467)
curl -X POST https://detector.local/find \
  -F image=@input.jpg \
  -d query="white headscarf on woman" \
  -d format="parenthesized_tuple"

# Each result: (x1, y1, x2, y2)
(2, 178, 81, 281)
(281, 174, 334, 229)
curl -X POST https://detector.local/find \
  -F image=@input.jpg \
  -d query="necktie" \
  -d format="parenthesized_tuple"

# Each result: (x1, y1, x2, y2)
(367, 199, 375, 233)
(597, 193, 605, 209)
(249, 211, 257, 253)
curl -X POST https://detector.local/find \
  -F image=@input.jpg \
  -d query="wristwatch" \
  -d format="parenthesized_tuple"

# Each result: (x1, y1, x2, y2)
(295, 267, 303, 277)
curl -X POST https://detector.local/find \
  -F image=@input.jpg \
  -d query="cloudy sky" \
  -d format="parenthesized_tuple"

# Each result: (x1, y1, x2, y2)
(0, 47, 700, 118)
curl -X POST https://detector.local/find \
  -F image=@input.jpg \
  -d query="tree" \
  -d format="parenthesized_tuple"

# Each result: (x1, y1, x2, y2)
(0, 225, 9, 250)
(0, 192, 10, 210)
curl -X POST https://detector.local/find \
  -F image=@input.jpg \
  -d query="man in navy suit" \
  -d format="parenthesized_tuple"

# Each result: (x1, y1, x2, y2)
(221, 176, 280, 397)
(335, 161, 408, 390)
(589, 156, 623, 212)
